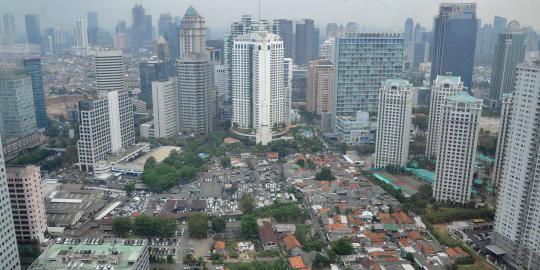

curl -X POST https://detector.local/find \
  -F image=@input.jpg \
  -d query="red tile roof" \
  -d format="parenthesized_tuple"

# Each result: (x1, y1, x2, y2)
(289, 256, 308, 270)
(258, 221, 278, 245)
(283, 234, 302, 251)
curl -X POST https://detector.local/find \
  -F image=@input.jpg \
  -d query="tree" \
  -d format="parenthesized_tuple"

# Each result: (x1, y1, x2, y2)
(144, 157, 157, 169)
(240, 193, 255, 213)
(315, 167, 336, 181)
(112, 216, 132, 237)
(412, 114, 428, 130)
(132, 215, 176, 237)
(188, 212, 209, 239)
(240, 214, 258, 239)
(124, 182, 135, 197)
(295, 159, 305, 167)
(313, 253, 330, 269)
(211, 216, 226, 233)
(220, 157, 231, 168)
(331, 237, 354, 255)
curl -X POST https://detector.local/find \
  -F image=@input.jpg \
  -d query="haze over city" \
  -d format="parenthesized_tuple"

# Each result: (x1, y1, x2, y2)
(0, 0, 540, 270)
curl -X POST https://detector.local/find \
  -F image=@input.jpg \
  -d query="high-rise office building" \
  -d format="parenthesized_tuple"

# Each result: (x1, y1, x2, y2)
(404, 18, 414, 43)
(156, 36, 171, 62)
(490, 21, 526, 103)
(177, 54, 217, 134)
(307, 59, 334, 114)
(152, 78, 178, 138)
(93, 49, 125, 91)
(333, 33, 404, 121)
(180, 6, 206, 56)
(157, 13, 172, 39)
(87, 12, 98, 46)
(295, 19, 319, 66)
(433, 91, 482, 204)
(139, 59, 168, 108)
(284, 58, 293, 123)
(232, 28, 285, 145)
(410, 41, 430, 71)
(77, 90, 134, 171)
(346, 22, 358, 34)
(0, 68, 39, 156)
(425, 75, 464, 158)
(115, 20, 127, 34)
(374, 79, 413, 168)
(177, 7, 216, 134)
(273, 19, 293, 58)
(6, 165, 46, 243)
(493, 15, 508, 34)
(431, 3, 478, 89)
(23, 58, 48, 129)
(74, 18, 89, 56)
(493, 60, 540, 269)
(492, 93, 512, 193)
(144, 14, 153, 41)
(326, 23, 338, 39)
(25, 14, 41, 45)
(414, 23, 426, 42)
(131, 4, 147, 48)
(2, 13, 16, 45)
(0, 139, 21, 270)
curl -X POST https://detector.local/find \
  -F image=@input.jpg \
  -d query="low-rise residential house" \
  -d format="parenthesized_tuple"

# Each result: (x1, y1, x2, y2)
(283, 234, 303, 256)
(258, 221, 279, 250)
(289, 256, 309, 270)
(214, 241, 226, 256)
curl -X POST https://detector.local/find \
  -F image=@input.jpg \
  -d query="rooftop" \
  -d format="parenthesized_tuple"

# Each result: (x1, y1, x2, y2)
(29, 239, 147, 270)
(383, 78, 411, 89)
(185, 6, 199, 16)
(435, 74, 461, 85)
(447, 91, 481, 104)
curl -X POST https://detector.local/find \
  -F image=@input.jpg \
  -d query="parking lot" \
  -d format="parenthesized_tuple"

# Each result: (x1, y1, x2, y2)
(465, 229, 493, 253)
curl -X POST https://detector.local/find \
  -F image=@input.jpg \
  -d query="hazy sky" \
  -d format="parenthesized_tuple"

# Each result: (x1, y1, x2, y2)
(2, 0, 539, 38)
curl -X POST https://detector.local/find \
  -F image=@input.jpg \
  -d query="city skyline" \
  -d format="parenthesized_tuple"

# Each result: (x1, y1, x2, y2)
(2, 0, 540, 38)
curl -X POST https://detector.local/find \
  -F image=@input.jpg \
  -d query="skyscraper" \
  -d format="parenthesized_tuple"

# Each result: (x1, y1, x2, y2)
(6, 165, 47, 243)
(157, 13, 172, 38)
(232, 27, 285, 145)
(333, 33, 404, 121)
(346, 22, 358, 34)
(139, 59, 168, 108)
(152, 78, 178, 138)
(284, 58, 293, 123)
(492, 93, 512, 193)
(177, 7, 217, 134)
(320, 37, 335, 63)
(493, 15, 508, 34)
(144, 14, 153, 41)
(87, 11, 98, 46)
(223, 15, 254, 121)
(24, 14, 41, 45)
(374, 79, 413, 168)
(180, 6, 206, 56)
(295, 19, 319, 66)
(2, 13, 16, 45)
(93, 49, 125, 91)
(326, 23, 338, 38)
(77, 90, 134, 171)
(425, 75, 464, 158)
(414, 23, 426, 42)
(0, 139, 21, 270)
(493, 60, 540, 269)
(74, 18, 88, 56)
(115, 20, 127, 34)
(0, 68, 40, 160)
(23, 58, 48, 129)
(404, 18, 414, 43)
(272, 19, 293, 58)
(131, 4, 146, 48)
(490, 21, 526, 103)
(433, 91, 482, 204)
(307, 59, 334, 114)
(431, 3, 478, 89)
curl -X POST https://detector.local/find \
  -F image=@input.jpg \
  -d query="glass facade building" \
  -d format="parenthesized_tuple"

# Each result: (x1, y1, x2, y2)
(431, 3, 478, 89)
(23, 58, 48, 129)
(139, 60, 169, 108)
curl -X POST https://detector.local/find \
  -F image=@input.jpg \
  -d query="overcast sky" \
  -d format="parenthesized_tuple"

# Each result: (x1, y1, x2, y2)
(2, 0, 539, 38)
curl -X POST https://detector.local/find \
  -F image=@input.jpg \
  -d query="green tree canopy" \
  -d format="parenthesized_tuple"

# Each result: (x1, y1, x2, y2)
(188, 212, 209, 239)
(112, 216, 132, 237)
(315, 167, 336, 181)
(210, 216, 226, 233)
(240, 214, 258, 239)
(240, 193, 255, 214)
(331, 237, 354, 255)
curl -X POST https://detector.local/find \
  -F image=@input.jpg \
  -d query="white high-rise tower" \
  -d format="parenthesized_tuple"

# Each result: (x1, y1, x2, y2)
(426, 74, 464, 158)
(433, 92, 482, 204)
(374, 79, 414, 168)
(93, 49, 125, 92)
(180, 6, 206, 56)
(232, 27, 285, 145)
(74, 18, 88, 56)
(493, 60, 540, 269)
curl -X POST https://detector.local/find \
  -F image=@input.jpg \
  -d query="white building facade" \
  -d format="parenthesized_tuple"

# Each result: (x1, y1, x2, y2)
(74, 18, 88, 56)
(93, 49, 125, 92)
(152, 78, 178, 138)
(493, 60, 540, 270)
(426, 75, 464, 158)
(374, 79, 413, 168)
(232, 29, 285, 145)
(433, 92, 482, 204)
